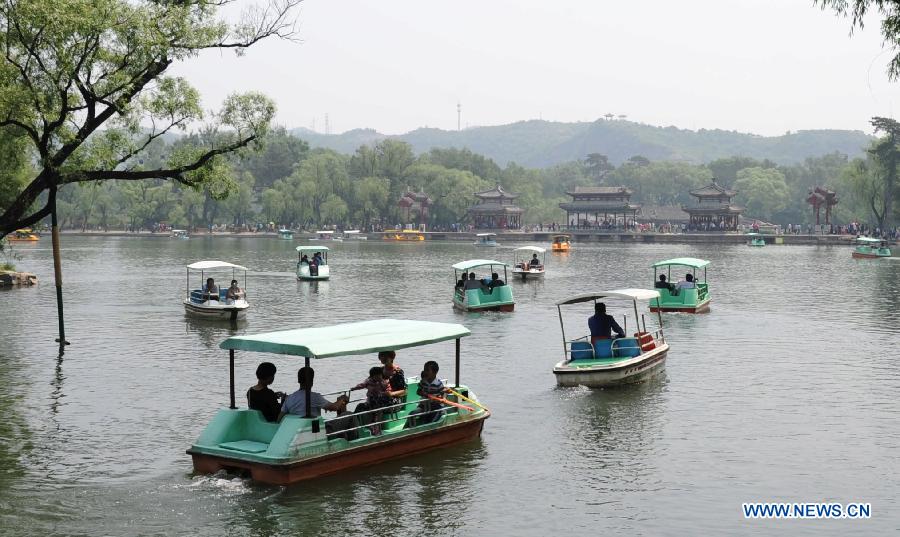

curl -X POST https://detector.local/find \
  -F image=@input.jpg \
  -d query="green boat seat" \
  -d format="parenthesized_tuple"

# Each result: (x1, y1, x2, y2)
(613, 338, 641, 358)
(570, 341, 594, 360)
(218, 440, 269, 453)
(593, 339, 614, 359)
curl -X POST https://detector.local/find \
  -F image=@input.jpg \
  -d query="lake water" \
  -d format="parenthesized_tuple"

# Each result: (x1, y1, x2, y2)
(1, 236, 898, 536)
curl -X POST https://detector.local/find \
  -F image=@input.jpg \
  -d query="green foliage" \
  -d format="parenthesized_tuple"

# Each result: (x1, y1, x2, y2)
(734, 167, 791, 221)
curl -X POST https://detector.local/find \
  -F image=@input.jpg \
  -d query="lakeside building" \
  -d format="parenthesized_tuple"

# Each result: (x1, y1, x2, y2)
(558, 186, 641, 229)
(467, 185, 524, 229)
(682, 181, 744, 231)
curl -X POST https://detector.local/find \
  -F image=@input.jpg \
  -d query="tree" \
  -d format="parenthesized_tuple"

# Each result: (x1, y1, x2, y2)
(0, 0, 302, 238)
(708, 156, 776, 183)
(817, 0, 900, 79)
(868, 116, 899, 229)
(734, 167, 791, 221)
(584, 153, 614, 182)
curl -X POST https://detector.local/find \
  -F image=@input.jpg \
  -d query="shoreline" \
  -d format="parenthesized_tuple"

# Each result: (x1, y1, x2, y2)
(48, 230, 866, 246)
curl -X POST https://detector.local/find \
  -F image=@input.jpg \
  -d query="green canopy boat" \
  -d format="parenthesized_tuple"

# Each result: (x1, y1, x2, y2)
(296, 246, 330, 280)
(649, 257, 711, 314)
(554, 289, 669, 387)
(452, 259, 515, 312)
(746, 232, 766, 247)
(852, 237, 892, 259)
(187, 319, 490, 485)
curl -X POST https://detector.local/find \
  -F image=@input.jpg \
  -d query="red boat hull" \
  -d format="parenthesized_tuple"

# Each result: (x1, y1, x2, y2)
(188, 413, 489, 485)
(852, 252, 886, 259)
(650, 301, 710, 314)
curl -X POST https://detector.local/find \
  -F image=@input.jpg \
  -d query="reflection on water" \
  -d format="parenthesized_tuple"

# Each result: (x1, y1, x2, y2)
(1, 237, 899, 535)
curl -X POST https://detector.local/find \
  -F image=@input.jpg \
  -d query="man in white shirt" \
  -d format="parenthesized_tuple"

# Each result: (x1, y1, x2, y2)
(677, 273, 696, 290)
(278, 367, 347, 419)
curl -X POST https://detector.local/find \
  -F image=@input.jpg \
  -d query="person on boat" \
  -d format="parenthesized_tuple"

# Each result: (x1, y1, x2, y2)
(226, 280, 244, 304)
(655, 274, 675, 293)
(203, 278, 219, 301)
(313, 252, 324, 265)
(350, 366, 392, 435)
(247, 362, 285, 422)
(489, 272, 505, 288)
(406, 360, 447, 428)
(278, 367, 348, 420)
(464, 272, 482, 290)
(379, 350, 408, 404)
(588, 302, 625, 345)
(529, 253, 541, 268)
(300, 254, 309, 265)
(456, 272, 467, 289)
(677, 273, 696, 290)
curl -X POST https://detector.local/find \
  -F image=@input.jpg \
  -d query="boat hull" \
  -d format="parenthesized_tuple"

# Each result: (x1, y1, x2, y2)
(554, 346, 668, 388)
(183, 300, 248, 321)
(512, 269, 545, 280)
(650, 299, 710, 314)
(852, 252, 891, 259)
(188, 412, 488, 485)
(297, 264, 330, 281)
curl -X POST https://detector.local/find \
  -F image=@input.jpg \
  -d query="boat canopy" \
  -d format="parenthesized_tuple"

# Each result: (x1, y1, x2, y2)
(452, 259, 509, 271)
(552, 235, 570, 240)
(745, 232, 760, 236)
(296, 246, 330, 252)
(651, 257, 710, 269)
(317, 230, 334, 234)
(220, 319, 470, 358)
(476, 233, 497, 237)
(556, 288, 660, 305)
(855, 237, 883, 243)
(172, 229, 187, 233)
(187, 260, 249, 271)
(344, 230, 360, 234)
(515, 246, 546, 253)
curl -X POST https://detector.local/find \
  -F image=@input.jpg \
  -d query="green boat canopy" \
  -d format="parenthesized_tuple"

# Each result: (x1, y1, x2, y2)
(295, 245, 330, 252)
(220, 319, 470, 358)
(452, 259, 509, 270)
(651, 257, 710, 269)
(557, 288, 660, 305)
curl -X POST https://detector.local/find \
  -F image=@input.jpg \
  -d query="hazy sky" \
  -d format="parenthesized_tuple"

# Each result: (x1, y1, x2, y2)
(172, 0, 900, 136)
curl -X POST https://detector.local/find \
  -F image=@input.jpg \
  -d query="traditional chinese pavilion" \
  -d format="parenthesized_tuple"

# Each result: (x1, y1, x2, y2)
(398, 189, 432, 227)
(467, 185, 523, 229)
(806, 186, 838, 225)
(682, 181, 743, 231)
(558, 186, 640, 228)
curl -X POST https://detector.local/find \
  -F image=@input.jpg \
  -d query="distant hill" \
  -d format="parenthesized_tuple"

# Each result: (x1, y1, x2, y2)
(291, 119, 872, 167)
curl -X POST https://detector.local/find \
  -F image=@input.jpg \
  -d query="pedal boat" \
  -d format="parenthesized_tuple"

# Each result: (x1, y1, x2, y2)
(382, 229, 425, 241)
(551, 234, 571, 252)
(473, 232, 498, 247)
(512, 246, 546, 281)
(343, 230, 367, 240)
(554, 289, 669, 388)
(852, 237, 892, 259)
(452, 259, 515, 312)
(8, 228, 40, 242)
(171, 229, 190, 240)
(747, 232, 765, 247)
(183, 261, 250, 321)
(649, 257, 711, 314)
(278, 228, 294, 240)
(296, 246, 330, 281)
(186, 319, 490, 485)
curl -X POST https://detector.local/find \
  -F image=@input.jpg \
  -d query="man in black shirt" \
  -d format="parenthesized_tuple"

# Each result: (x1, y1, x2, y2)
(247, 362, 285, 422)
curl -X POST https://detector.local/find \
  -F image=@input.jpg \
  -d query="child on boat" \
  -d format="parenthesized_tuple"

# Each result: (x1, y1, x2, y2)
(406, 360, 447, 428)
(351, 366, 392, 435)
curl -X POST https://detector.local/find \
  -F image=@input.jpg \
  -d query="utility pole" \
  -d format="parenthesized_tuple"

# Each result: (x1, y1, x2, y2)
(325, 113, 330, 135)
(457, 102, 461, 131)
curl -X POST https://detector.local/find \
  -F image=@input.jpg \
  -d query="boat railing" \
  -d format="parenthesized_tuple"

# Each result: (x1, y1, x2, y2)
(319, 396, 463, 438)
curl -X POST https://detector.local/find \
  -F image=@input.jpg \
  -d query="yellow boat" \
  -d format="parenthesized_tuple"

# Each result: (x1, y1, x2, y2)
(383, 229, 425, 241)
(551, 234, 571, 252)
(8, 229, 40, 242)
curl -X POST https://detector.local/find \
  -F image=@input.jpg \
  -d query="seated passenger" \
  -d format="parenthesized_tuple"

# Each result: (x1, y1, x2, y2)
(202, 277, 219, 301)
(246, 362, 284, 422)
(350, 366, 392, 435)
(226, 279, 244, 304)
(464, 272, 482, 290)
(278, 367, 348, 420)
(456, 271, 467, 289)
(529, 253, 541, 268)
(677, 273, 696, 290)
(489, 272, 505, 288)
(379, 350, 407, 404)
(588, 302, 625, 345)
(406, 361, 446, 428)
(300, 254, 309, 265)
(313, 252, 324, 265)
(655, 274, 675, 292)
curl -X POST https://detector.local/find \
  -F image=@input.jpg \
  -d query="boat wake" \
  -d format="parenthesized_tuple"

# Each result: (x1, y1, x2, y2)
(185, 470, 254, 494)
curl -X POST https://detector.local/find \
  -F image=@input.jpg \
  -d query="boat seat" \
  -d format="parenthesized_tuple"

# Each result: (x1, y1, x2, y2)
(570, 341, 594, 360)
(218, 440, 269, 453)
(593, 339, 614, 359)
(613, 338, 642, 358)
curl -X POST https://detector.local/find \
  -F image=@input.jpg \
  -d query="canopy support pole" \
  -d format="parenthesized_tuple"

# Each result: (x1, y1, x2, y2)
(557, 305, 567, 358)
(455, 338, 461, 388)
(229, 349, 236, 409)
(304, 356, 312, 418)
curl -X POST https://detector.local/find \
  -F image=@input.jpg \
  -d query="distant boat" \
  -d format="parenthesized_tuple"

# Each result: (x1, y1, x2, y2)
(852, 237, 892, 259)
(183, 261, 250, 321)
(551, 234, 571, 252)
(8, 229, 40, 242)
(746, 232, 765, 247)
(278, 229, 293, 240)
(473, 233, 498, 247)
(452, 259, 514, 312)
(512, 246, 546, 280)
(171, 229, 189, 240)
(383, 229, 424, 241)
(296, 246, 330, 281)
(649, 258, 711, 314)
(343, 230, 367, 240)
